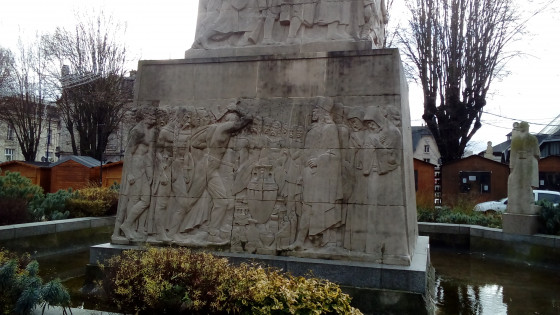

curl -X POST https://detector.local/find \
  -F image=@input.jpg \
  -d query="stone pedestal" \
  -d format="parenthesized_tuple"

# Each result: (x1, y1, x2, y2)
(502, 213, 541, 235)
(91, 236, 431, 295)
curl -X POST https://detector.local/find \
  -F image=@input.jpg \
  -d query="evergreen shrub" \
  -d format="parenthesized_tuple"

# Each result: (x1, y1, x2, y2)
(539, 200, 560, 235)
(0, 249, 71, 315)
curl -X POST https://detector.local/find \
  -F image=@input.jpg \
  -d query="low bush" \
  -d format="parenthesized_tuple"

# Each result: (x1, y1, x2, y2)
(102, 247, 362, 314)
(0, 249, 71, 315)
(34, 189, 75, 221)
(417, 206, 502, 229)
(0, 172, 44, 224)
(66, 187, 118, 218)
(538, 200, 560, 235)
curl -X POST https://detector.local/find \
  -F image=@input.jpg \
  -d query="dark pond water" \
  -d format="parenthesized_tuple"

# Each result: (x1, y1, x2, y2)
(430, 248, 560, 315)
(36, 249, 560, 314)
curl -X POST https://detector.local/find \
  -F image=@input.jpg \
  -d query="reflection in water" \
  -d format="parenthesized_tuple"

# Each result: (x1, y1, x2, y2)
(431, 249, 560, 315)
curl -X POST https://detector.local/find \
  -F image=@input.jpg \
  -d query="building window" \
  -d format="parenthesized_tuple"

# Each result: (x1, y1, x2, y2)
(424, 145, 430, 153)
(423, 158, 430, 163)
(7, 125, 15, 140)
(459, 171, 491, 194)
(5, 148, 15, 161)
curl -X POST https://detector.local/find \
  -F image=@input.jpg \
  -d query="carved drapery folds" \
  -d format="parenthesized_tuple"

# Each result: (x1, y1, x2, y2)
(192, 0, 388, 49)
(113, 96, 409, 265)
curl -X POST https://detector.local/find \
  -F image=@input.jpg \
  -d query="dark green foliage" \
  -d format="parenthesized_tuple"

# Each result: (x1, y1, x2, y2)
(33, 189, 75, 221)
(417, 206, 502, 229)
(0, 249, 71, 315)
(0, 198, 29, 225)
(538, 200, 560, 235)
(0, 172, 44, 224)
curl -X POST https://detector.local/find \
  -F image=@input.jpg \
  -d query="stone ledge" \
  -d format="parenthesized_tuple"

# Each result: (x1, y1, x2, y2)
(0, 217, 116, 241)
(418, 222, 559, 248)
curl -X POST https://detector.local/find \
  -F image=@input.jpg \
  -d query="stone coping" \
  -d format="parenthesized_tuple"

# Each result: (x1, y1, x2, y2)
(0, 217, 115, 241)
(418, 222, 560, 249)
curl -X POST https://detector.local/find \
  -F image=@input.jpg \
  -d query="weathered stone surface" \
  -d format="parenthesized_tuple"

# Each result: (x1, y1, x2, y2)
(507, 121, 540, 215)
(112, 49, 417, 266)
(190, 0, 388, 52)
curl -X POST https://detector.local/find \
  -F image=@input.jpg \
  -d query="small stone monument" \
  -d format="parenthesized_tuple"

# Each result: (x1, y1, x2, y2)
(100, 0, 429, 296)
(503, 121, 541, 234)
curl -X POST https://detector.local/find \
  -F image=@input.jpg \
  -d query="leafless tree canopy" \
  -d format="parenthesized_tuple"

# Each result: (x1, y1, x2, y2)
(42, 10, 131, 161)
(399, 0, 526, 163)
(0, 39, 55, 161)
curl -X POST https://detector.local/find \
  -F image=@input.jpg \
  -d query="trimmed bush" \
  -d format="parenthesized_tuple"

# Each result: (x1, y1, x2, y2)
(0, 249, 71, 315)
(66, 187, 118, 218)
(417, 206, 502, 229)
(539, 200, 560, 235)
(102, 247, 362, 314)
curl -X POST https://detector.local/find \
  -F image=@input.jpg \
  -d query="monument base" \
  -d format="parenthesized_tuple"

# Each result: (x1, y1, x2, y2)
(502, 213, 541, 235)
(89, 236, 430, 295)
(185, 39, 375, 58)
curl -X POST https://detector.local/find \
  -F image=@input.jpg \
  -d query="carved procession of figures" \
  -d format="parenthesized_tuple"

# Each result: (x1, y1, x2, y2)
(193, 0, 388, 48)
(112, 96, 404, 261)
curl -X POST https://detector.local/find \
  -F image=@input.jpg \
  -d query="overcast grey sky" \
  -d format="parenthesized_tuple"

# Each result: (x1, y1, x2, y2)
(1, 0, 558, 152)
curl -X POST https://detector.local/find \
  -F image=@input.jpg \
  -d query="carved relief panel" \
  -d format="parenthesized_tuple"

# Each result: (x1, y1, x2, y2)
(113, 95, 410, 265)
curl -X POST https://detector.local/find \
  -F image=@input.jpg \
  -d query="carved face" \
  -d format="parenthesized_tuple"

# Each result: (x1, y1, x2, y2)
(295, 126, 304, 139)
(270, 121, 282, 136)
(366, 120, 380, 132)
(348, 117, 364, 132)
(224, 112, 239, 122)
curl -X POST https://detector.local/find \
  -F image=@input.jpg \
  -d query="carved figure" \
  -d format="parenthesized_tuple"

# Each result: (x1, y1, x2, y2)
(194, 0, 263, 48)
(173, 103, 252, 244)
(507, 122, 540, 214)
(359, 0, 388, 46)
(343, 107, 368, 251)
(259, 0, 282, 44)
(117, 107, 158, 241)
(291, 97, 343, 249)
(316, 0, 351, 40)
(147, 109, 174, 243)
(280, 0, 318, 44)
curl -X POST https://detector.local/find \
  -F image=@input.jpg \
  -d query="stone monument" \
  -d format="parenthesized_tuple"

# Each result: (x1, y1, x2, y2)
(103, 0, 428, 295)
(503, 121, 541, 234)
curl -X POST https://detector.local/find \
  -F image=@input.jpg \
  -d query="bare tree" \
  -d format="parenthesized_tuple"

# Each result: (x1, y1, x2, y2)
(42, 10, 131, 161)
(0, 47, 14, 94)
(399, 0, 546, 163)
(0, 39, 54, 161)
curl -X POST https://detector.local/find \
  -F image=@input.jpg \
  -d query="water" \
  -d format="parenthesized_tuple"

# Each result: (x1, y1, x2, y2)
(430, 248, 560, 314)
(36, 249, 560, 314)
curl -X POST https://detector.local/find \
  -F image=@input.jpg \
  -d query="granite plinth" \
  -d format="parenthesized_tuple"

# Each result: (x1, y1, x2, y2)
(502, 213, 541, 235)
